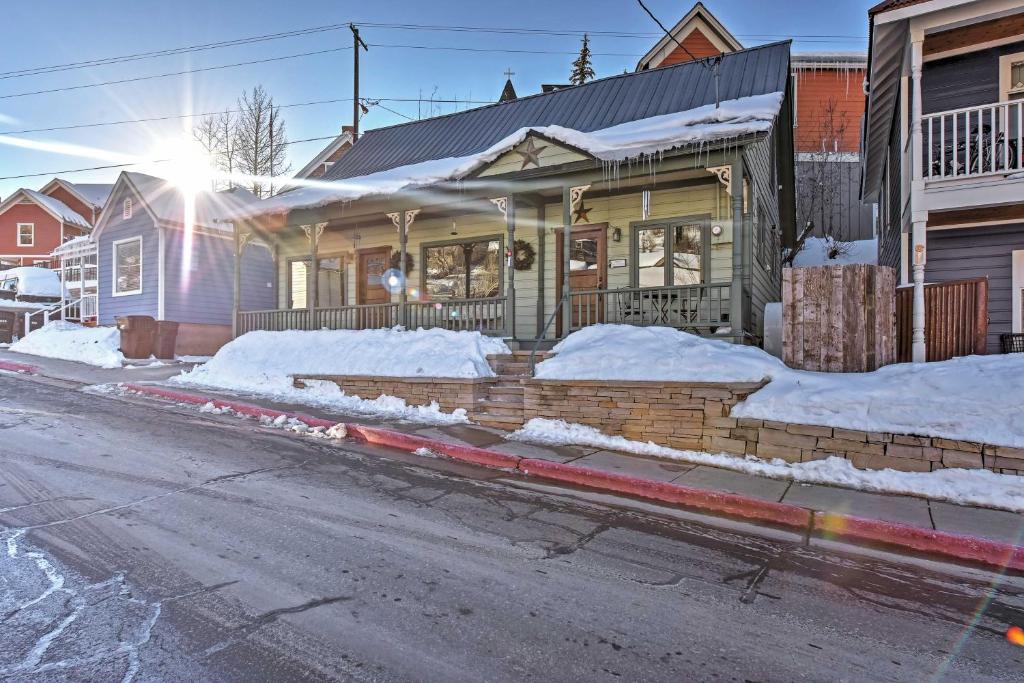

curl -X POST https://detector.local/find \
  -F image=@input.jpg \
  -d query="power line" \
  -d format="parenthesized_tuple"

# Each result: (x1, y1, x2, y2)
(0, 47, 352, 101)
(0, 96, 494, 137)
(0, 24, 352, 80)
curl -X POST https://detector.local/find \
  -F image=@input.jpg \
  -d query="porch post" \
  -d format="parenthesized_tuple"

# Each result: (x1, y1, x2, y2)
(308, 223, 322, 328)
(561, 186, 572, 336)
(399, 210, 408, 327)
(232, 222, 241, 338)
(910, 35, 927, 363)
(729, 160, 744, 342)
(535, 201, 546, 337)
(507, 196, 516, 340)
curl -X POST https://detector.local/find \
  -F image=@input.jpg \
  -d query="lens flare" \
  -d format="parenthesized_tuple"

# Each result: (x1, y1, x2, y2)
(382, 269, 405, 293)
(1008, 626, 1024, 646)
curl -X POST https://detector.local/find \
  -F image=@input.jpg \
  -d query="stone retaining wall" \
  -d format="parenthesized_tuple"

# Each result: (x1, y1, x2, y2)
(293, 375, 493, 415)
(522, 379, 766, 451)
(522, 378, 1023, 475)
(711, 418, 1024, 475)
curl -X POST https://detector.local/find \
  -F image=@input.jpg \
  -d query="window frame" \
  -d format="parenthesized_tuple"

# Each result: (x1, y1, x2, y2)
(629, 215, 712, 288)
(419, 234, 505, 301)
(1000, 51, 1024, 102)
(16, 223, 34, 247)
(111, 236, 143, 297)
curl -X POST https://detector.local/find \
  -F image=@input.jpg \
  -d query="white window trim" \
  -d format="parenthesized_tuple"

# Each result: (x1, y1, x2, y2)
(112, 236, 143, 297)
(1013, 250, 1024, 334)
(16, 223, 34, 247)
(999, 51, 1024, 102)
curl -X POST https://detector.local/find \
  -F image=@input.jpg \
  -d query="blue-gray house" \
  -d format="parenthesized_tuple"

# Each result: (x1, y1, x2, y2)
(93, 172, 275, 354)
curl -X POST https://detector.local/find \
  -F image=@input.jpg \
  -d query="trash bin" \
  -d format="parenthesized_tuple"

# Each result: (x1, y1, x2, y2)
(154, 321, 180, 360)
(116, 315, 157, 359)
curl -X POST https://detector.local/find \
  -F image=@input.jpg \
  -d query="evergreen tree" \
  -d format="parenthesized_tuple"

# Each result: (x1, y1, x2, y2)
(569, 34, 595, 86)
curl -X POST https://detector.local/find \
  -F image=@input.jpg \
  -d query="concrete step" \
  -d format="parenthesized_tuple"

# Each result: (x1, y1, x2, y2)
(473, 401, 523, 416)
(469, 412, 524, 429)
(492, 363, 531, 375)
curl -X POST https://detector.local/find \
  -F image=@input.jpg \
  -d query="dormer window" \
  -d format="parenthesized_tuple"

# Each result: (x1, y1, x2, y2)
(123, 197, 133, 220)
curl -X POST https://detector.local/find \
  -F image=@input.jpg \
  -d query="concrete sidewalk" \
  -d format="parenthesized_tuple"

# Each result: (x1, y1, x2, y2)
(5, 347, 1023, 550)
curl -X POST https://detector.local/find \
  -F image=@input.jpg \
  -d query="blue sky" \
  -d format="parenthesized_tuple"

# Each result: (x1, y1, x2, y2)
(0, 1, 875, 199)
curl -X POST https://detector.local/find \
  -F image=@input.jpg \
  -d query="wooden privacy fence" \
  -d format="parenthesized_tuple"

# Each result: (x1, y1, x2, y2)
(896, 278, 988, 362)
(783, 264, 897, 372)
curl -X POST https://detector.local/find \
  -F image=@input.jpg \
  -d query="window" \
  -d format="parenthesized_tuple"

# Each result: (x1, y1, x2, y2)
(16, 223, 34, 247)
(113, 237, 142, 296)
(287, 256, 345, 309)
(422, 237, 501, 300)
(123, 197, 133, 220)
(633, 220, 707, 287)
(1001, 52, 1024, 101)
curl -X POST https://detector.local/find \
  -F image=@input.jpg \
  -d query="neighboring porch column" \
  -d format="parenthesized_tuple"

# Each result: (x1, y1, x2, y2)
(232, 222, 241, 338)
(729, 160, 744, 342)
(303, 223, 325, 328)
(491, 196, 515, 339)
(910, 35, 927, 363)
(388, 210, 419, 328)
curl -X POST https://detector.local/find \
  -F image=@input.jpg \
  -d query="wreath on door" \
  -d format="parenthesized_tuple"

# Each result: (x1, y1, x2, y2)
(389, 251, 415, 274)
(513, 239, 535, 271)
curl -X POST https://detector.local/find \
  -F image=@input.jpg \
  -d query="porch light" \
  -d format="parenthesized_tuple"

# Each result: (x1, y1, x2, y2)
(711, 225, 723, 237)
(612, 227, 622, 242)
(450, 218, 458, 236)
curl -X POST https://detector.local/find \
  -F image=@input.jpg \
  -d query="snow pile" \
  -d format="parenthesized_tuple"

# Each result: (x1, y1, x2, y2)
(791, 237, 878, 267)
(511, 419, 1024, 512)
(534, 325, 784, 383)
(238, 93, 782, 217)
(171, 327, 510, 424)
(734, 353, 1024, 449)
(10, 321, 123, 368)
(0, 267, 63, 298)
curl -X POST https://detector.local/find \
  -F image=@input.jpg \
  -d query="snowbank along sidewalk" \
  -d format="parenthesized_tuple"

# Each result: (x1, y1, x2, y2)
(172, 327, 511, 425)
(10, 321, 124, 369)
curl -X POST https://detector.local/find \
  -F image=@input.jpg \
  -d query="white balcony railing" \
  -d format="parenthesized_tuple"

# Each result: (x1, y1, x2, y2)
(923, 101, 1023, 180)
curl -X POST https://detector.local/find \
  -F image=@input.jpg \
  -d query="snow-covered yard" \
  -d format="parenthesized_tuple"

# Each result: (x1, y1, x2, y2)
(9, 321, 124, 369)
(171, 327, 511, 425)
(511, 418, 1024, 512)
(535, 324, 1024, 450)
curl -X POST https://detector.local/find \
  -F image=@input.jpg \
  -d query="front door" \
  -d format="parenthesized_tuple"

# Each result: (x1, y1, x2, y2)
(357, 247, 392, 328)
(556, 224, 608, 334)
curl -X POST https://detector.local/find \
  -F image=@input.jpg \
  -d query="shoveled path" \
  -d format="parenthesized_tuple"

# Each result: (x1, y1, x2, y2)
(1, 375, 1023, 681)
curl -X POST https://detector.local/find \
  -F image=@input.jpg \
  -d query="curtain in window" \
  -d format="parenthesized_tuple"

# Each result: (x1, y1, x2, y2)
(115, 240, 141, 293)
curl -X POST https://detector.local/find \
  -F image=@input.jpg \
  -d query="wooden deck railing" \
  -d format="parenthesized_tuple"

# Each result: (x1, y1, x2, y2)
(923, 101, 1022, 179)
(568, 283, 730, 332)
(406, 297, 506, 334)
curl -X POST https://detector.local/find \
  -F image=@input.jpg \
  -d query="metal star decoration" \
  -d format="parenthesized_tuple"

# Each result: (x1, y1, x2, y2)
(573, 201, 591, 224)
(515, 138, 548, 169)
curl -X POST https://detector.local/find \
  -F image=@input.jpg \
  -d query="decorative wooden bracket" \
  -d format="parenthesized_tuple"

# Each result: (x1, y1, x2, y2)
(569, 185, 590, 210)
(489, 197, 509, 220)
(387, 210, 420, 232)
(707, 166, 732, 195)
(301, 223, 326, 242)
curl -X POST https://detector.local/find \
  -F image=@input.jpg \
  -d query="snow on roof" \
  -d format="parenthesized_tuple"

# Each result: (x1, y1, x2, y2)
(0, 266, 63, 297)
(122, 172, 261, 231)
(51, 234, 96, 258)
(67, 182, 114, 208)
(791, 237, 878, 268)
(238, 92, 783, 218)
(21, 189, 91, 228)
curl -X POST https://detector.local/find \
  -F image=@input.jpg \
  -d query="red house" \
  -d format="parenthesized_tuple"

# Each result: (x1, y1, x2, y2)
(0, 179, 112, 269)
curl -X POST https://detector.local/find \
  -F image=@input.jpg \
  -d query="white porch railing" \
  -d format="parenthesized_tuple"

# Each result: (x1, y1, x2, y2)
(923, 101, 1023, 179)
(22, 294, 98, 336)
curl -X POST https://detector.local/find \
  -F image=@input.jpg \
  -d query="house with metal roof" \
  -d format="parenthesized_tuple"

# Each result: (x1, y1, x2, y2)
(231, 40, 795, 368)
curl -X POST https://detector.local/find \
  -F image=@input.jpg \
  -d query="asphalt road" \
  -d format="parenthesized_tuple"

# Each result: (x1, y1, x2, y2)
(1, 373, 1022, 682)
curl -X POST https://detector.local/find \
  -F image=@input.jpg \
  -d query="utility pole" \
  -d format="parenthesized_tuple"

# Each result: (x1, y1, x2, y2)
(350, 24, 369, 140)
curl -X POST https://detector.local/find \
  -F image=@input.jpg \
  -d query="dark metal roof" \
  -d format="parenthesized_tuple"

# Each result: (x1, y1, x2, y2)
(324, 40, 791, 181)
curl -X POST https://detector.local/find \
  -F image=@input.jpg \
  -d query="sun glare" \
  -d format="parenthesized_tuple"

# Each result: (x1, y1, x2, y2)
(149, 136, 217, 194)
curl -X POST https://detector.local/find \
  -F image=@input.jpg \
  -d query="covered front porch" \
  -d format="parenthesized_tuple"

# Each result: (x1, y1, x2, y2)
(233, 154, 755, 346)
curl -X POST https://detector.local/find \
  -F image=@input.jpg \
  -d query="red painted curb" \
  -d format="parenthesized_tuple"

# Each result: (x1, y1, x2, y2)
(816, 512, 1024, 572)
(0, 360, 40, 375)
(122, 383, 1024, 573)
(347, 424, 524, 470)
(519, 458, 812, 529)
